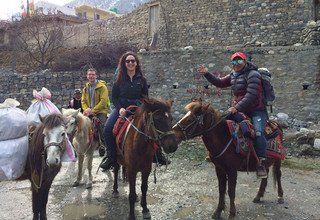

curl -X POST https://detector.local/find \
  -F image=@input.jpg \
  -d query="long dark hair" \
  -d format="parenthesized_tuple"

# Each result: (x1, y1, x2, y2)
(116, 51, 145, 84)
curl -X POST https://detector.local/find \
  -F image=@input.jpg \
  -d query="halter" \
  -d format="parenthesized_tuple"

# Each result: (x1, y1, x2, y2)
(31, 133, 67, 192)
(125, 109, 175, 148)
(175, 111, 226, 140)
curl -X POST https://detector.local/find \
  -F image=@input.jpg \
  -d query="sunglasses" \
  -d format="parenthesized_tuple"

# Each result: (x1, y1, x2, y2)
(125, 59, 136, 64)
(231, 59, 244, 65)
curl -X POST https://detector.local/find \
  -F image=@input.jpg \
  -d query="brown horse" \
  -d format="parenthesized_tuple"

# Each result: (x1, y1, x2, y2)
(112, 97, 178, 220)
(27, 113, 68, 220)
(173, 100, 284, 220)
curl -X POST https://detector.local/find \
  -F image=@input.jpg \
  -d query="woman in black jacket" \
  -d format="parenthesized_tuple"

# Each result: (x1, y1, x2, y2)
(100, 51, 169, 170)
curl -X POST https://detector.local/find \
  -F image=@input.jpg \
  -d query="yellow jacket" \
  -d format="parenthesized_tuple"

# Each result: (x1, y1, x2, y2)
(81, 80, 109, 115)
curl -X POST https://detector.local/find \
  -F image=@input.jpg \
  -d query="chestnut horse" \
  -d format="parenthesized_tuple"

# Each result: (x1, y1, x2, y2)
(112, 97, 178, 220)
(28, 113, 68, 220)
(173, 100, 284, 220)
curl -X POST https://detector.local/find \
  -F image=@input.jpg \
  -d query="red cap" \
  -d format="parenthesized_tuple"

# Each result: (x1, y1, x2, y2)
(230, 52, 246, 61)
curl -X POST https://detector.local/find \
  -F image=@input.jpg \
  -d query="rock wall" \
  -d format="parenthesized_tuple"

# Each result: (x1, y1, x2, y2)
(66, 0, 315, 50)
(1, 46, 319, 122)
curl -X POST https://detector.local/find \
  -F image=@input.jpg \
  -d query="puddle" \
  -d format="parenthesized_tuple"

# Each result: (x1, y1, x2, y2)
(63, 203, 106, 219)
(173, 206, 197, 219)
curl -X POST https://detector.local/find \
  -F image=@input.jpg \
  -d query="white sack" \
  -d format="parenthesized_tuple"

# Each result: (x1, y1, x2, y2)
(26, 87, 60, 126)
(0, 135, 29, 181)
(0, 99, 28, 141)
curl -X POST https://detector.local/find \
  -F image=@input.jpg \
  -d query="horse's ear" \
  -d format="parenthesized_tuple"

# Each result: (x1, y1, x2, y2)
(192, 97, 202, 102)
(167, 100, 174, 107)
(61, 108, 66, 114)
(39, 114, 45, 122)
(74, 108, 81, 116)
(203, 103, 210, 111)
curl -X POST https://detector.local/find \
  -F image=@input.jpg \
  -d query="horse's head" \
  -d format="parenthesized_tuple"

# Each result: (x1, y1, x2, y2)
(61, 108, 81, 136)
(32, 114, 68, 167)
(141, 97, 178, 154)
(173, 99, 220, 142)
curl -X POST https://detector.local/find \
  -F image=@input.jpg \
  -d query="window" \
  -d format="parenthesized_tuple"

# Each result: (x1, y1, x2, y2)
(314, 0, 320, 21)
(95, 14, 100, 20)
(83, 12, 87, 19)
(149, 3, 160, 36)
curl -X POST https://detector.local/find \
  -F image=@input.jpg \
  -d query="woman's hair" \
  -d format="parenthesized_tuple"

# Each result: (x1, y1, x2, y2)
(116, 51, 145, 83)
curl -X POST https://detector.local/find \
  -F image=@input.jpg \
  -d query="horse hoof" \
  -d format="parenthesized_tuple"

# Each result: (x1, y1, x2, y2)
(86, 183, 92, 189)
(278, 197, 284, 204)
(142, 211, 151, 219)
(72, 181, 80, 187)
(253, 197, 261, 203)
(212, 212, 221, 219)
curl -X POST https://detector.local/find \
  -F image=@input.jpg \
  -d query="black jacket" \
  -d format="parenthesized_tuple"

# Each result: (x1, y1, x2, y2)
(204, 62, 265, 113)
(112, 72, 149, 110)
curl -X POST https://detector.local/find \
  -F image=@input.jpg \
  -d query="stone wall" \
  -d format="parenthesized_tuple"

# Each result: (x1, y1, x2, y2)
(59, 0, 316, 50)
(1, 46, 319, 122)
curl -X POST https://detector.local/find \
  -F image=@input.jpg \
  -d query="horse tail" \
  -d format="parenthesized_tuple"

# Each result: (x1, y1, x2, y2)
(272, 158, 281, 189)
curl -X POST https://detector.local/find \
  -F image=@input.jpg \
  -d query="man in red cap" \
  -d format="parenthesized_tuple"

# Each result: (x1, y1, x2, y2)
(197, 51, 268, 179)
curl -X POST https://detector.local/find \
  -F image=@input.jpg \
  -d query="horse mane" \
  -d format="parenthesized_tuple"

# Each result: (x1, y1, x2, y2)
(136, 97, 172, 116)
(185, 100, 221, 120)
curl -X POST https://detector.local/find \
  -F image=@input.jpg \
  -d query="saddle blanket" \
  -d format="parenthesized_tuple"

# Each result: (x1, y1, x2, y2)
(226, 120, 285, 160)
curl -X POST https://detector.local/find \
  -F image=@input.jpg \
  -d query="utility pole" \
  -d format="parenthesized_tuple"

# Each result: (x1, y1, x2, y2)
(26, 0, 30, 17)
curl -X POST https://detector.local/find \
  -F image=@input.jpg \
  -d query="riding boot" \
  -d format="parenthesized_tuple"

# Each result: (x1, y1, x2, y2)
(153, 148, 171, 165)
(256, 157, 267, 179)
(100, 145, 116, 170)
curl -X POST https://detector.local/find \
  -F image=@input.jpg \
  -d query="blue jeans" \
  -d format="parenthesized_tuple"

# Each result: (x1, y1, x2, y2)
(103, 109, 119, 156)
(247, 111, 268, 158)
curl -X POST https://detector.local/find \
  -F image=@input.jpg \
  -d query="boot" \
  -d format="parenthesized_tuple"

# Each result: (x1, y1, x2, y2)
(256, 157, 267, 179)
(100, 145, 116, 170)
(153, 148, 171, 165)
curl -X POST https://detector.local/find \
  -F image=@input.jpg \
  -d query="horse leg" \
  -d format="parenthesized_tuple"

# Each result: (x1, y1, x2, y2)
(86, 152, 94, 189)
(128, 171, 138, 220)
(253, 170, 268, 203)
(39, 184, 52, 220)
(227, 169, 238, 219)
(73, 153, 84, 187)
(274, 159, 284, 203)
(32, 191, 40, 220)
(212, 167, 227, 219)
(141, 171, 151, 219)
(113, 163, 120, 195)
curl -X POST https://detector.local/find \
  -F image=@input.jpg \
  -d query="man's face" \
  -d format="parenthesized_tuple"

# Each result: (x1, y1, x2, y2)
(87, 70, 97, 84)
(231, 58, 246, 72)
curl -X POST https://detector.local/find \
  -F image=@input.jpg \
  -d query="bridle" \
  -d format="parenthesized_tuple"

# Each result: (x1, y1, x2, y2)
(125, 109, 175, 148)
(174, 110, 228, 140)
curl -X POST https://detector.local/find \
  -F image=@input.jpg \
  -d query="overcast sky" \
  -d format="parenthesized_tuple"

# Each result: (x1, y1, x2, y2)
(0, 0, 73, 20)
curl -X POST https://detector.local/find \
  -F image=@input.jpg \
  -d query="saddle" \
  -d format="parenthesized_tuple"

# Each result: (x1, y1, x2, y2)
(113, 105, 138, 152)
(226, 112, 285, 160)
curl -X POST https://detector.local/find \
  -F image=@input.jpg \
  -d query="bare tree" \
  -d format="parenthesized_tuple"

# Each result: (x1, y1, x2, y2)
(9, 13, 75, 72)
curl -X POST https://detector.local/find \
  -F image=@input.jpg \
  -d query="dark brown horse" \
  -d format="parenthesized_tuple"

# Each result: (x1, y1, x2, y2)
(27, 113, 68, 220)
(112, 97, 178, 220)
(173, 100, 284, 220)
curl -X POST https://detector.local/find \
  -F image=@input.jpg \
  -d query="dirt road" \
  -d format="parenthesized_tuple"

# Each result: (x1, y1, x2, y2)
(0, 151, 319, 220)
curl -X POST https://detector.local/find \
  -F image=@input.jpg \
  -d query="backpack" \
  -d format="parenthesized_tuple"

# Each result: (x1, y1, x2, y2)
(257, 68, 275, 106)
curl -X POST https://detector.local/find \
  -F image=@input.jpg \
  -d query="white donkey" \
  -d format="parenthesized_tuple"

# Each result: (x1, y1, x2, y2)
(62, 108, 99, 188)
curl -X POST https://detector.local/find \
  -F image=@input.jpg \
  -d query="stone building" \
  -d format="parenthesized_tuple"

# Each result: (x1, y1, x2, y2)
(0, 0, 320, 122)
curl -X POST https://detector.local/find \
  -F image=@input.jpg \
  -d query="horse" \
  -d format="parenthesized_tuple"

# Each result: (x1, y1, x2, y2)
(173, 99, 284, 220)
(112, 97, 178, 220)
(28, 113, 69, 220)
(62, 108, 99, 189)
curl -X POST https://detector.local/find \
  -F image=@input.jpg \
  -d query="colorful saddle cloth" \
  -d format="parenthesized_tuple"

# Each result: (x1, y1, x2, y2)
(226, 118, 285, 160)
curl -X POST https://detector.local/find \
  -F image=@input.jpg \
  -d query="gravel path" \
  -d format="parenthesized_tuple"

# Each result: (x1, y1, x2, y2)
(0, 152, 320, 220)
